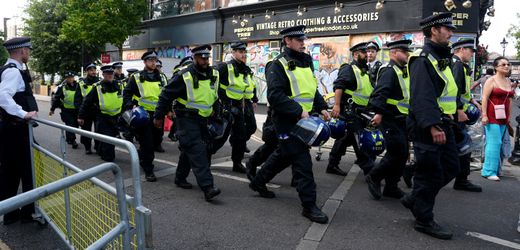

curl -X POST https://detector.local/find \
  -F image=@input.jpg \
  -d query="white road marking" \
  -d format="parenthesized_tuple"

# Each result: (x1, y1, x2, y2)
(466, 232, 520, 249)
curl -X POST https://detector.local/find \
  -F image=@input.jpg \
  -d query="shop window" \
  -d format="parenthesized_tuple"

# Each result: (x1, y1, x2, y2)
(218, 0, 271, 8)
(152, 0, 213, 19)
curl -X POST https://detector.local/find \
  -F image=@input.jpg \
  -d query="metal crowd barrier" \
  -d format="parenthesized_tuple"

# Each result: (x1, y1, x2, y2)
(10, 117, 153, 249)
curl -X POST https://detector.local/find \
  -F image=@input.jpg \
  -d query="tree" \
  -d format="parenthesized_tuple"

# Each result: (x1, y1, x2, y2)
(24, 0, 102, 81)
(508, 13, 520, 58)
(60, 0, 148, 58)
(0, 31, 8, 65)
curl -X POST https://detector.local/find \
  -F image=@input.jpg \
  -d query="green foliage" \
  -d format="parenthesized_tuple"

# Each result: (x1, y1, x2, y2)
(60, 0, 148, 52)
(0, 31, 8, 65)
(508, 13, 520, 59)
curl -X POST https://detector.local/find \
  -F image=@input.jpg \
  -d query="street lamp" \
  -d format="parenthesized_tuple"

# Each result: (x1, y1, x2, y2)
(500, 37, 508, 57)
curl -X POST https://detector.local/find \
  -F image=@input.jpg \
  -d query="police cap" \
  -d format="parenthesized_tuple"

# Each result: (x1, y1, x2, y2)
(100, 65, 114, 73)
(366, 41, 380, 51)
(84, 63, 97, 70)
(141, 51, 158, 60)
(452, 39, 476, 51)
(112, 61, 123, 68)
(420, 12, 456, 30)
(280, 25, 307, 40)
(3, 37, 32, 51)
(156, 59, 163, 67)
(191, 45, 212, 58)
(350, 42, 368, 52)
(126, 68, 139, 74)
(64, 71, 75, 77)
(230, 42, 247, 50)
(386, 39, 413, 52)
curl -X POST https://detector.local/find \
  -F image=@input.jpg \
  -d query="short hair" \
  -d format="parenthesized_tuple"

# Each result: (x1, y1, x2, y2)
(422, 25, 441, 38)
(493, 56, 509, 68)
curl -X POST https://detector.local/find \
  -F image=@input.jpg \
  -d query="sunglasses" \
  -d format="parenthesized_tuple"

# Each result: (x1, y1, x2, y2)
(498, 63, 511, 67)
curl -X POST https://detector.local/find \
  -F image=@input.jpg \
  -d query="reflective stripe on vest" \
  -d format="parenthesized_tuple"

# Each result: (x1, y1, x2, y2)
(461, 66, 472, 111)
(79, 80, 94, 97)
(221, 63, 255, 100)
(96, 85, 123, 116)
(63, 87, 76, 109)
(385, 65, 410, 114)
(177, 69, 219, 117)
(344, 65, 373, 106)
(278, 57, 317, 112)
(133, 73, 167, 112)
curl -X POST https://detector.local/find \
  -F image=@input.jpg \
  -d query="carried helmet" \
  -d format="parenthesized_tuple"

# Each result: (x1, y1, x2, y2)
(291, 116, 330, 147)
(328, 118, 347, 139)
(455, 129, 472, 156)
(208, 116, 230, 140)
(465, 103, 480, 125)
(123, 106, 149, 128)
(358, 128, 385, 156)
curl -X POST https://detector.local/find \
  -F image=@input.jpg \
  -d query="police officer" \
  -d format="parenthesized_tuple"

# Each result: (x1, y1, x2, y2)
(328, 42, 374, 176)
(123, 51, 168, 182)
(172, 56, 193, 78)
(401, 13, 460, 240)
(113, 61, 125, 82)
(120, 68, 139, 143)
(167, 57, 194, 142)
(154, 45, 221, 201)
(50, 70, 80, 149)
(217, 42, 258, 173)
(75, 62, 101, 154)
(365, 39, 412, 200)
(78, 65, 123, 162)
(0, 37, 39, 225)
(249, 25, 330, 224)
(366, 41, 382, 86)
(451, 39, 482, 192)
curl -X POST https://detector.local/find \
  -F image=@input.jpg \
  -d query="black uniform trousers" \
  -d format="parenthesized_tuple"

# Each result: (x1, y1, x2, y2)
(368, 117, 408, 189)
(410, 125, 460, 223)
(255, 136, 315, 207)
(175, 115, 214, 189)
(80, 116, 99, 151)
(249, 120, 278, 168)
(0, 121, 35, 220)
(455, 123, 471, 183)
(329, 117, 374, 174)
(60, 108, 79, 143)
(95, 115, 119, 162)
(133, 111, 163, 175)
(229, 101, 257, 164)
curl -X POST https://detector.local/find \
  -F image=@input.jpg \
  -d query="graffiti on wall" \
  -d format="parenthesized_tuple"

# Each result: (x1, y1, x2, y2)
(155, 46, 193, 59)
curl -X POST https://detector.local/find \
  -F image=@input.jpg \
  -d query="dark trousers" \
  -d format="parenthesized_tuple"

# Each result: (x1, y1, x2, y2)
(410, 126, 460, 223)
(255, 136, 316, 207)
(455, 124, 471, 183)
(175, 116, 214, 189)
(229, 102, 257, 163)
(369, 118, 408, 189)
(329, 121, 374, 174)
(0, 122, 35, 220)
(80, 116, 99, 151)
(60, 109, 78, 143)
(96, 115, 119, 162)
(134, 113, 163, 175)
(249, 118, 278, 168)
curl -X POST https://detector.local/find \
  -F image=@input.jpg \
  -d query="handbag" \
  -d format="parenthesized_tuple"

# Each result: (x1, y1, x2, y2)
(489, 82, 510, 120)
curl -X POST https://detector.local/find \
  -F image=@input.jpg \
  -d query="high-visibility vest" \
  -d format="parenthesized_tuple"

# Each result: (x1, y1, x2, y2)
(133, 72, 167, 112)
(220, 63, 255, 100)
(79, 79, 95, 97)
(177, 69, 219, 117)
(277, 57, 317, 112)
(460, 65, 472, 111)
(62, 85, 76, 109)
(95, 82, 123, 116)
(385, 65, 410, 115)
(409, 49, 458, 115)
(343, 64, 373, 106)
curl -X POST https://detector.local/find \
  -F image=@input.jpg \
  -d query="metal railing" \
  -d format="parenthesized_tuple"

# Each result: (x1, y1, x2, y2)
(25, 117, 152, 249)
(0, 163, 131, 250)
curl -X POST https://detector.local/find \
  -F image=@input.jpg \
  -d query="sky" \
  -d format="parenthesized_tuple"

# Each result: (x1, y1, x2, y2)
(0, 0, 518, 56)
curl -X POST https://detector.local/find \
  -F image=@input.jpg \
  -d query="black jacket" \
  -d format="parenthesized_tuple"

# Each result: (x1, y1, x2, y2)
(367, 60, 405, 118)
(51, 81, 79, 111)
(123, 69, 165, 111)
(408, 39, 454, 144)
(216, 58, 258, 104)
(266, 47, 327, 134)
(78, 80, 121, 119)
(333, 59, 370, 112)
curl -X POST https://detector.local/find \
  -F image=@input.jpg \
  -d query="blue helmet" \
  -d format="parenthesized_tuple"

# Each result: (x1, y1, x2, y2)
(291, 117, 331, 147)
(328, 118, 347, 139)
(455, 128, 472, 156)
(358, 128, 385, 156)
(465, 103, 480, 125)
(127, 106, 149, 128)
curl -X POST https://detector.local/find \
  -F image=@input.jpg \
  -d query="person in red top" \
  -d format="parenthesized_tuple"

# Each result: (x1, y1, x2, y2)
(481, 56, 514, 181)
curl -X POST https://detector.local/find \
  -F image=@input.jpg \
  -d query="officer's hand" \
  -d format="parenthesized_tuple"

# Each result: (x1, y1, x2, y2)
(457, 110, 469, 122)
(301, 110, 309, 119)
(77, 119, 84, 126)
(371, 114, 382, 127)
(253, 102, 257, 111)
(430, 126, 446, 145)
(321, 110, 331, 121)
(153, 119, 164, 128)
(49, 110, 54, 116)
(481, 116, 488, 126)
(24, 111, 38, 120)
(331, 104, 341, 118)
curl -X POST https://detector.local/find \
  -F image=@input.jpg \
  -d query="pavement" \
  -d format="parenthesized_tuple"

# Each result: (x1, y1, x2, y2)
(0, 96, 519, 249)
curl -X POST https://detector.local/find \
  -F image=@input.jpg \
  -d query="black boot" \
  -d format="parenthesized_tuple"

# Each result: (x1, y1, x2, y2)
(365, 175, 382, 200)
(246, 161, 256, 181)
(414, 220, 453, 240)
(326, 164, 348, 176)
(155, 145, 165, 153)
(232, 162, 247, 173)
(203, 186, 221, 201)
(453, 179, 482, 192)
(249, 179, 275, 198)
(145, 173, 157, 182)
(382, 187, 406, 199)
(174, 178, 193, 189)
(403, 161, 415, 188)
(244, 146, 251, 153)
(302, 205, 328, 224)
(400, 194, 415, 210)
(85, 146, 93, 155)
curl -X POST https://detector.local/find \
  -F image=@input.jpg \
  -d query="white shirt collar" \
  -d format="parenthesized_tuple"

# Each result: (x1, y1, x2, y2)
(5, 58, 23, 70)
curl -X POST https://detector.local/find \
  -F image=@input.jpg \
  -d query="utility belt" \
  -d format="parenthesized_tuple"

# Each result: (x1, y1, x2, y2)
(175, 109, 208, 121)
